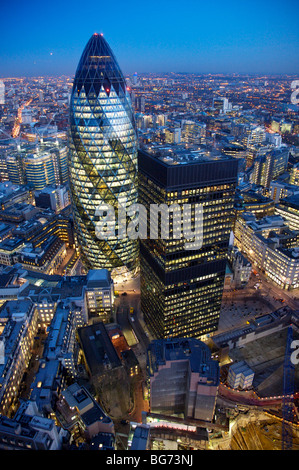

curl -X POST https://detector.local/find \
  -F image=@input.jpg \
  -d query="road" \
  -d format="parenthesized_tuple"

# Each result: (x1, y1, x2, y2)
(218, 383, 283, 408)
(116, 292, 150, 353)
(114, 290, 150, 425)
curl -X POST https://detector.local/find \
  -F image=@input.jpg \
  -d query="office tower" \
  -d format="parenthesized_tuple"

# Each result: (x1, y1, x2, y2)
(6, 154, 26, 185)
(247, 125, 266, 147)
(147, 338, 219, 421)
(0, 81, 4, 105)
(266, 132, 282, 148)
(135, 95, 145, 112)
(133, 72, 138, 85)
(69, 33, 138, 275)
(275, 194, 299, 234)
(21, 108, 32, 124)
(4, 141, 68, 188)
(34, 185, 70, 213)
(23, 152, 57, 189)
(181, 120, 206, 146)
(251, 147, 289, 188)
(138, 149, 238, 339)
(213, 97, 231, 114)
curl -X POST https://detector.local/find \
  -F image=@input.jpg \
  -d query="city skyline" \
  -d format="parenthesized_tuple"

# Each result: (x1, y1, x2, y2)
(1, 0, 299, 77)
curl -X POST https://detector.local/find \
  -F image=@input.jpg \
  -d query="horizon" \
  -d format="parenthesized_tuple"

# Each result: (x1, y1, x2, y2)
(1, 0, 299, 77)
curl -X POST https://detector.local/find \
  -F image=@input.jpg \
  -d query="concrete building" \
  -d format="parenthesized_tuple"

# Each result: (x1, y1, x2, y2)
(0, 400, 69, 450)
(0, 300, 39, 416)
(18, 235, 66, 275)
(30, 359, 64, 417)
(35, 185, 70, 213)
(57, 382, 114, 440)
(269, 180, 299, 204)
(234, 213, 299, 289)
(147, 338, 219, 422)
(128, 423, 150, 450)
(227, 361, 254, 390)
(83, 269, 114, 323)
(229, 246, 252, 288)
(77, 321, 122, 378)
(275, 194, 299, 232)
(0, 81, 5, 105)
(251, 147, 289, 188)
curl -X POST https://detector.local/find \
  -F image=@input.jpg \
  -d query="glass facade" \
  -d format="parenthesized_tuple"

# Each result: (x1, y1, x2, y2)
(69, 33, 138, 273)
(138, 149, 238, 339)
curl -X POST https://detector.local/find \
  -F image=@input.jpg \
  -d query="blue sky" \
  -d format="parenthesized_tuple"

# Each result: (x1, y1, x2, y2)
(1, 0, 299, 77)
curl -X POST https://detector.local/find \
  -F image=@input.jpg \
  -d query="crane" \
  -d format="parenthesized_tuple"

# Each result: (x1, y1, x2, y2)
(36, 112, 57, 143)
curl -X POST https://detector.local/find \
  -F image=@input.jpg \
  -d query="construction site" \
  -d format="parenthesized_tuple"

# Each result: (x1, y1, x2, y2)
(206, 305, 299, 450)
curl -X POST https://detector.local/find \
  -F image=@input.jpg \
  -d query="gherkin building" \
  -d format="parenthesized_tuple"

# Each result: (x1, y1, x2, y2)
(69, 33, 139, 275)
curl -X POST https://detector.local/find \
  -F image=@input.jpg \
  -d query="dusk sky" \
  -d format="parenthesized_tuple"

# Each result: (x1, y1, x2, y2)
(1, 0, 299, 77)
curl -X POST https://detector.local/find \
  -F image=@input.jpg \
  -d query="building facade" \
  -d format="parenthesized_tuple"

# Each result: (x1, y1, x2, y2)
(138, 148, 238, 339)
(147, 338, 219, 422)
(68, 33, 138, 275)
(234, 213, 299, 289)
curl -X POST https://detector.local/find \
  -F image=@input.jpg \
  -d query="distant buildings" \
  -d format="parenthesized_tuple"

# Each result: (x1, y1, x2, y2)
(147, 338, 219, 422)
(138, 147, 238, 338)
(0, 81, 5, 105)
(251, 147, 289, 188)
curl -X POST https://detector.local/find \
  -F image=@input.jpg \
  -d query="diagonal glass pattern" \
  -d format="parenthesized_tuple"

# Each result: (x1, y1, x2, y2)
(68, 33, 139, 274)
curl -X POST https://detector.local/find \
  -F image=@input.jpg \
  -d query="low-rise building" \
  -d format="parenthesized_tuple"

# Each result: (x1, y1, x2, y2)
(147, 338, 219, 422)
(227, 361, 254, 390)
(0, 400, 69, 450)
(0, 300, 38, 415)
(56, 382, 114, 440)
(234, 213, 299, 289)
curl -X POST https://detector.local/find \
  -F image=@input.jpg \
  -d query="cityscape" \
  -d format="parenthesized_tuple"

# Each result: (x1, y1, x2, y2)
(0, 0, 299, 457)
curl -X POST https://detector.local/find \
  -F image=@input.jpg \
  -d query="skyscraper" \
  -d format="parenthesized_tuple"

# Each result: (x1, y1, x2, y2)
(138, 148, 238, 339)
(0, 81, 5, 105)
(68, 34, 138, 275)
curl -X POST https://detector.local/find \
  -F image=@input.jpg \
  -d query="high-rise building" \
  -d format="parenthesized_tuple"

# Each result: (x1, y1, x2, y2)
(138, 148, 238, 339)
(23, 152, 57, 189)
(251, 147, 289, 188)
(69, 33, 138, 275)
(0, 81, 5, 105)
(132, 72, 138, 85)
(3, 140, 68, 188)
